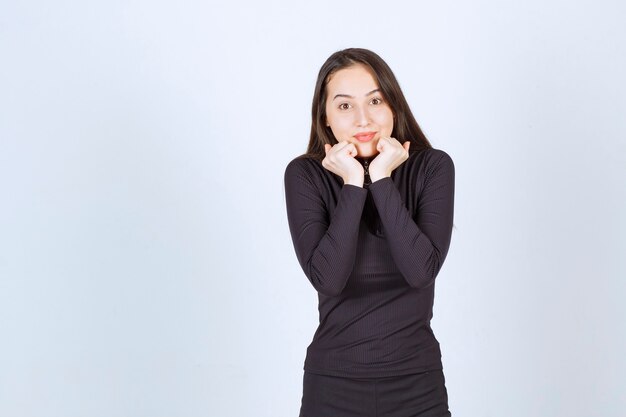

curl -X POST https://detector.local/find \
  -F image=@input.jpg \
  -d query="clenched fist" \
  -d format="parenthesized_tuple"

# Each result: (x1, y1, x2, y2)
(368, 137, 411, 182)
(322, 141, 365, 187)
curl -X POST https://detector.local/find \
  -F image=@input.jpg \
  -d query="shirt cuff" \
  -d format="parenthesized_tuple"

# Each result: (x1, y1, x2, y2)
(343, 183, 369, 195)
(368, 176, 394, 191)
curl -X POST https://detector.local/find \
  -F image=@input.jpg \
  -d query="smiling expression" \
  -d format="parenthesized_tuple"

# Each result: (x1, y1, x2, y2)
(325, 63, 394, 158)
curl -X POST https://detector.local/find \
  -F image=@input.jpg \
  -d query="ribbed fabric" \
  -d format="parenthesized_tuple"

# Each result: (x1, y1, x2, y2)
(299, 370, 451, 417)
(284, 148, 455, 378)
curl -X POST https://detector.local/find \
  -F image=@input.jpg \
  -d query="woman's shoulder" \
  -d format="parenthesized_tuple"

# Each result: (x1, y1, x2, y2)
(284, 154, 325, 183)
(409, 147, 453, 163)
(407, 147, 454, 175)
(285, 153, 322, 171)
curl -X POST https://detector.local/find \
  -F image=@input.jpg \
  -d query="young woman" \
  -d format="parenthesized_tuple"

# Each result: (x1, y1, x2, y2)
(284, 48, 455, 417)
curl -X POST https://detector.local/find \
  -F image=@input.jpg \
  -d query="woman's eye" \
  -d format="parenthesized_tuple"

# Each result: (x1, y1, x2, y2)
(371, 97, 383, 105)
(339, 103, 351, 110)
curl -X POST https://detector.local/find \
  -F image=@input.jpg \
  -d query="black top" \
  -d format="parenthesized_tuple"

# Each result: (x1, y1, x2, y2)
(284, 148, 455, 378)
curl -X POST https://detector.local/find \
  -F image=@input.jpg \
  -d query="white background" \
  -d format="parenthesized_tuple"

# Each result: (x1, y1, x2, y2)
(1, 1, 625, 416)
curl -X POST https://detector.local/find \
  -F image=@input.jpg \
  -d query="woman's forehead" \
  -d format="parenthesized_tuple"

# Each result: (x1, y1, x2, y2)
(326, 64, 379, 96)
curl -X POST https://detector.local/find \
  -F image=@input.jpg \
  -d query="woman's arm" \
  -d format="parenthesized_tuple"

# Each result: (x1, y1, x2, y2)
(284, 159, 368, 296)
(368, 150, 455, 289)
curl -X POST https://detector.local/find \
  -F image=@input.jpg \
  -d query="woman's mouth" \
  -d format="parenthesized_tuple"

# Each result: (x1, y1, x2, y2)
(353, 132, 376, 142)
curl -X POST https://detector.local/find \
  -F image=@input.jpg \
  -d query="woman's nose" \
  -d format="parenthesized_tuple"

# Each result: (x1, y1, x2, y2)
(355, 106, 371, 126)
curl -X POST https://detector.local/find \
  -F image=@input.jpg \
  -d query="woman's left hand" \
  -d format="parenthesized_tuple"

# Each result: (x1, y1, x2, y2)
(368, 137, 411, 182)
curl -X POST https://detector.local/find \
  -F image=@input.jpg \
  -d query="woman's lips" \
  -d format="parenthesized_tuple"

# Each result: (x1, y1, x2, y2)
(354, 132, 376, 142)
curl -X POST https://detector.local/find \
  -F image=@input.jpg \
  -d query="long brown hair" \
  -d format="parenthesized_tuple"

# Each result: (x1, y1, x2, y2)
(304, 48, 432, 161)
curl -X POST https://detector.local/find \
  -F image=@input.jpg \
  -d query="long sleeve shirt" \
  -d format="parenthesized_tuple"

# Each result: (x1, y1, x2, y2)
(284, 147, 455, 378)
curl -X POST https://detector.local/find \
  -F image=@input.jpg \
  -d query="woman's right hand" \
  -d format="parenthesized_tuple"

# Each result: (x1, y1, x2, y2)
(323, 141, 364, 187)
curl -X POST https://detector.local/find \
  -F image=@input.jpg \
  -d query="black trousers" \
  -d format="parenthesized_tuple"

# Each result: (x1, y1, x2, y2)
(299, 369, 451, 417)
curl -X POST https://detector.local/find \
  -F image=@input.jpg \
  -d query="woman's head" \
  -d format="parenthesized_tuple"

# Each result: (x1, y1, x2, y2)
(306, 48, 432, 160)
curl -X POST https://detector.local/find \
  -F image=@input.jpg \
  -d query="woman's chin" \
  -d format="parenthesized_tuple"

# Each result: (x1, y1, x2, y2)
(356, 143, 379, 158)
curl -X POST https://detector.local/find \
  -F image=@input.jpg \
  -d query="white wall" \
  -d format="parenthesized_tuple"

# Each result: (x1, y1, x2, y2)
(1, 1, 624, 416)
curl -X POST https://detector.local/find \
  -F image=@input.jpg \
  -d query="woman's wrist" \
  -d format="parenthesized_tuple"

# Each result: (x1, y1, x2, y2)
(344, 175, 364, 187)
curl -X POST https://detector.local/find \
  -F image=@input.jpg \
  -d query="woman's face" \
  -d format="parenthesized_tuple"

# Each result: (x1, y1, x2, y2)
(324, 63, 394, 158)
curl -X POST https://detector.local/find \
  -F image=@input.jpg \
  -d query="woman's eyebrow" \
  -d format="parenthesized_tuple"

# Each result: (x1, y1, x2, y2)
(332, 89, 380, 101)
